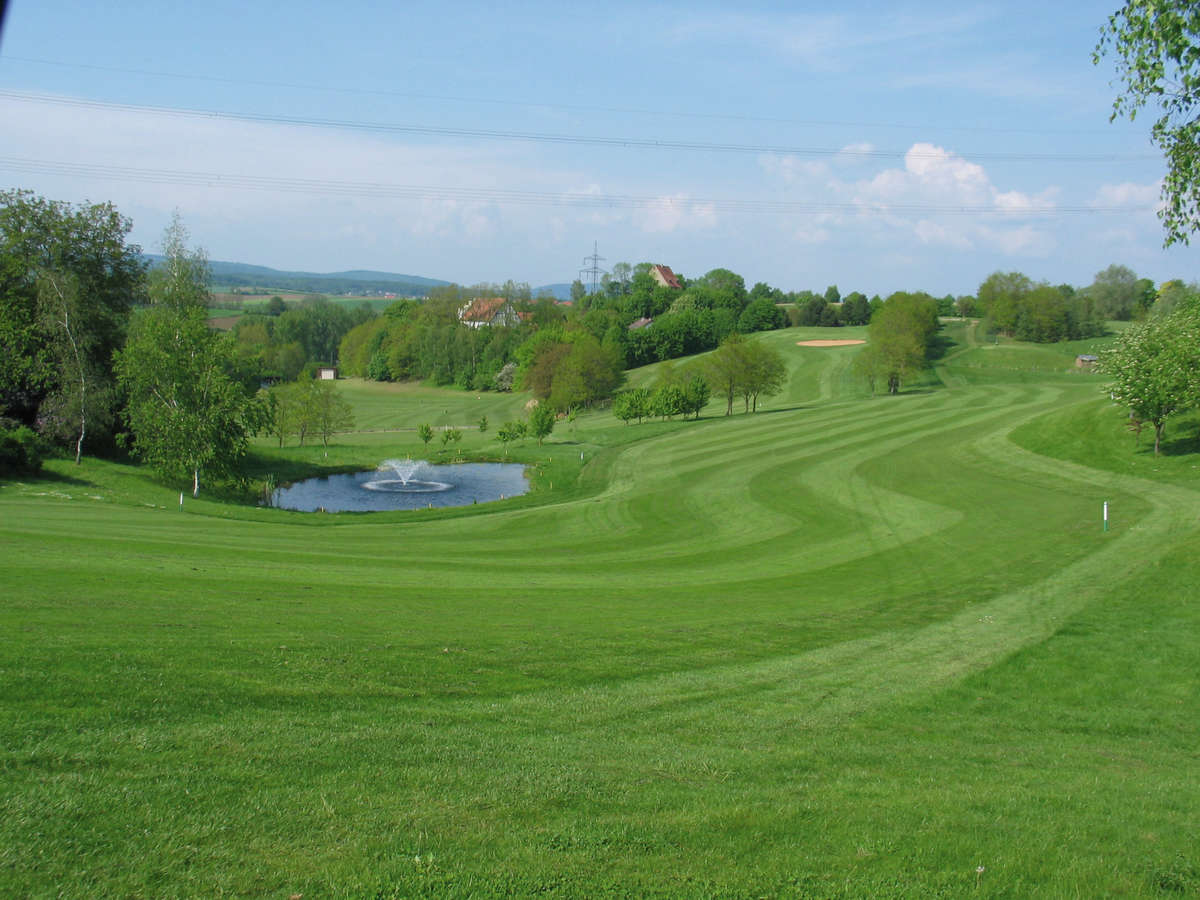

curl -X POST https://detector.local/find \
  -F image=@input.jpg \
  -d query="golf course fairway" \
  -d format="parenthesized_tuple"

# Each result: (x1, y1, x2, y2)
(2, 326, 1197, 897)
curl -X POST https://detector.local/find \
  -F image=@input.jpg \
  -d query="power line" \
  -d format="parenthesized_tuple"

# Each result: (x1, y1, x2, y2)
(0, 89, 1159, 164)
(0, 155, 1156, 217)
(1, 53, 1123, 137)
(580, 242, 606, 295)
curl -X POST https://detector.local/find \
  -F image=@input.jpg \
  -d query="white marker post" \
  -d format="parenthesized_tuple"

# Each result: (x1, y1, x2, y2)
(179, 491, 184, 512)
(1103, 500, 1109, 532)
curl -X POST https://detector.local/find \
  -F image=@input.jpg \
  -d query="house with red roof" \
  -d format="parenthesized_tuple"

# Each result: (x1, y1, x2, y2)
(650, 264, 682, 290)
(458, 297, 521, 328)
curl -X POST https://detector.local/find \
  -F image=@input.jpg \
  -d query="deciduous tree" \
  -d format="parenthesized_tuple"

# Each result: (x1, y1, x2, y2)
(1096, 2, 1200, 245)
(1100, 307, 1200, 454)
(441, 427, 463, 457)
(528, 404, 555, 445)
(36, 270, 112, 463)
(149, 212, 210, 311)
(497, 420, 526, 451)
(978, 271, 1033, 335)
(1, 190, 144, 429)
(116, 219, 262, 495)
(682, 372, 711, 419)
(651, 383, 687, 420)
(853, 292, 939, 394)
(612, 387, 652, 424)
(1087, 263, 1144, 320)
(116, 304, 259, 496)
(739, 341, 787, 412)
(705, 333, 749, 416)
(310, 380, 354, 455)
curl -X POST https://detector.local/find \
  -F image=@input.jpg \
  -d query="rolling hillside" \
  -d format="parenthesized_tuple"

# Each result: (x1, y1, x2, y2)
(2, 327, 1197, 897)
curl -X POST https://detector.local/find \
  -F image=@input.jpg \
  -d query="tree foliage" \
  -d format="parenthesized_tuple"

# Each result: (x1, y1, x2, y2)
(0, 190, 144, 429)
(115, 215, 266, 495)
(738, 341, 788, 412)
(703, 334, 787, 415)
(682, 372, 711, 419)
(0, 423, 46, 476)
(36, 270, 113, 463)
(1087, 263, 1154, 320)
(651, 383, 687, 420)
(1151, 279, 1200, 317)
(1100, 306, 1200, 454)
(441, 427, 463, 457)
(519, 330, 624, 413)
(149, 212, 211, 311)
(977, 270, 1104, 341)
(497, 420, 526, 450)
(116, 304, 260, 496)
(853, 292, 940, 394)
(1095, 2, 1200, 245)
(527, 404, 555, 444)
(612, 387, 652, 424)
(270, 379, 354, 453)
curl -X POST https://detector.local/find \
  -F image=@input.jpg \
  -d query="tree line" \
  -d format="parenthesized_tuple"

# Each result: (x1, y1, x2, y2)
(0, 192, 357, 492)
(6, 185, 1199, 485)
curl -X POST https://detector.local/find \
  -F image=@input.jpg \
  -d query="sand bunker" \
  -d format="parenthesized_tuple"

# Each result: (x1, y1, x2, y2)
(796, 339, 866, 347)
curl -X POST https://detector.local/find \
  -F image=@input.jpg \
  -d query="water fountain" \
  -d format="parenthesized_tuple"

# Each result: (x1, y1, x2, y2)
(364, 458, 453, 493)
(270, 457, 529, 512)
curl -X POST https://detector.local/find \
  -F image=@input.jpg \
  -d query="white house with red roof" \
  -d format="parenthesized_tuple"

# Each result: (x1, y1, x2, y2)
(650, 264, 682, 289)
(458, 297, 522, 328)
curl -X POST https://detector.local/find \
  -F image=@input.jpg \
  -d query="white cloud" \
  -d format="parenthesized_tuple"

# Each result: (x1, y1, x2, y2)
(835, 142, 876, 166)
(759, 153, 830, 184)
(975, 223, 1054, 256)
(790, 214, 833, 245)
(0, 91, 659, 274)
(863, 143, 992, 206)
(994, 188, 1058, 215)
(914, 219, 972, 249)
(847, 143, 1059, 254)
(1093, 180, 1161, 209)
(637, 194, 718, 234)
(410, 198, 498, 241)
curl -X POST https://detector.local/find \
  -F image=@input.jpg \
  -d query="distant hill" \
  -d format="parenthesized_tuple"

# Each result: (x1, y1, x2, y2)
(143, 255, 452, 297)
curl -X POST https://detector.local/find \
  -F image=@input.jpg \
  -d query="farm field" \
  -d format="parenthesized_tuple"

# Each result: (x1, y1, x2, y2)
(2, 326, 1198, 897)
(207, 293, 397, 330)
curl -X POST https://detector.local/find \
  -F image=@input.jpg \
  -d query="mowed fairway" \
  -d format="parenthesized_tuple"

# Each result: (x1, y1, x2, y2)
(2, 327, 1198, 897)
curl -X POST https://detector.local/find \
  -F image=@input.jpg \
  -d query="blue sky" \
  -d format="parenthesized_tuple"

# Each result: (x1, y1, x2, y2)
(1, 1, 1194, 295)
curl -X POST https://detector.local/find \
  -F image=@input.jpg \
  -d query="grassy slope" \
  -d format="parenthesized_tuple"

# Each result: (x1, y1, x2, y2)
(1, 327, 1197, 897)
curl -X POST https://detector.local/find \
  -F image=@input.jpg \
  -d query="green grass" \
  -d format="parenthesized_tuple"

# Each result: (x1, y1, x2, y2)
(2, 326, 1198, 897)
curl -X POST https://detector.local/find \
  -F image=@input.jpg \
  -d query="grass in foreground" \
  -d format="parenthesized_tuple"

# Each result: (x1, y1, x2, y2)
(1, 329, 1197, 897)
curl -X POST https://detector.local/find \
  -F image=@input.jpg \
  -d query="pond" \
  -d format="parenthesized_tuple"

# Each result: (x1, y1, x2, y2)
(271, 458, 529, 513)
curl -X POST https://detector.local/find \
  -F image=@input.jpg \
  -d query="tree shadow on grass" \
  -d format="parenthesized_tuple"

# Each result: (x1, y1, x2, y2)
(705, 404, 812, 418)
(3, 467, 92, 488)
(927, 333, 957, 362)
(1155, 433, 1200, 457)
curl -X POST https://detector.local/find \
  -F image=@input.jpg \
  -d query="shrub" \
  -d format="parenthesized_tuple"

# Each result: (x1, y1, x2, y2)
(367, 350, 392, 382)
(0, 425, 46, 476)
